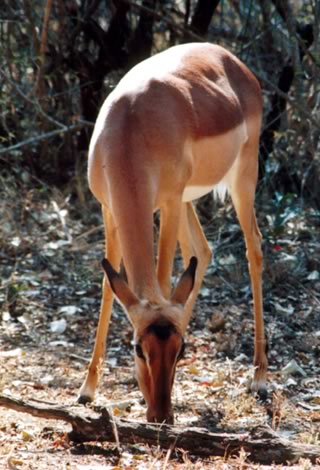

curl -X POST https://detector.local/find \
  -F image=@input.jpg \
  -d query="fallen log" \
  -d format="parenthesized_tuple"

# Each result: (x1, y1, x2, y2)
(0, 393, 319, 464)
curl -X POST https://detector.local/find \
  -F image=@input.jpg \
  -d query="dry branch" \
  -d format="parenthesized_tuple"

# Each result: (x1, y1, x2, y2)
(0, 394, 319, 464)
(0, 123, 91, 155)
(0, 67, 66, 130)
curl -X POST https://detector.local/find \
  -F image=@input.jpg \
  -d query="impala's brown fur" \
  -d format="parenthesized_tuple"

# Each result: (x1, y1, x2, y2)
(79, 43, 266, 423)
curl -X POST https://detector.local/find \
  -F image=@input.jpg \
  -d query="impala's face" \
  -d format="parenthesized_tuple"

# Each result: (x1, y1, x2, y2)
(101, 256, 197, 424)
(133, 316, 185, 423)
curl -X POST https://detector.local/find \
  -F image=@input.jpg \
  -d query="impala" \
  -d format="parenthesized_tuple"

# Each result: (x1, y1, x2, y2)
(78, 42, 267, 423)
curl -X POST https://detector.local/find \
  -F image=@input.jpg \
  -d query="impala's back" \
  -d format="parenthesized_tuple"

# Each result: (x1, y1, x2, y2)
(88, 42, 262, 211)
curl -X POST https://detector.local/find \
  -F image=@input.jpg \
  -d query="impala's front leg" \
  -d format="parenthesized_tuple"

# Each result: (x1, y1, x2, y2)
(156, 199, 183, 299)
(78, 207, 121, 403)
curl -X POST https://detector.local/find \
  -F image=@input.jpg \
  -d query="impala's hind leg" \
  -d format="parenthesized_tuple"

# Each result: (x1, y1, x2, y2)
(78, 206, 121, 403)
(230, 144, 267, 399)
(178, 202, 212, 332)
(157, 200, 183, 299)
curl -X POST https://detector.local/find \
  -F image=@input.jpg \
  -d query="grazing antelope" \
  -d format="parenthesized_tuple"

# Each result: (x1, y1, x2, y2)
(78, 42, 267, 423)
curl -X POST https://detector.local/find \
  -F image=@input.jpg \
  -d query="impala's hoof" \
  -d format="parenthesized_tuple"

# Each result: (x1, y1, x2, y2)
(248, 378, 268, 402)
(254, 386, 268, 402)
(77, 394, 94, 405)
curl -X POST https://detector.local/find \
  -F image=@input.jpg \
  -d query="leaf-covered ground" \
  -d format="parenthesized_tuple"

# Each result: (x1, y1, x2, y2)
(0, 174, 320, 469)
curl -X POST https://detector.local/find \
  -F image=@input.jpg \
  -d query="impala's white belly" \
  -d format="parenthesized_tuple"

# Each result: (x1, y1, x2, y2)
(182, 185, 215, 201)
(182, 182, 229, 202)
(182, 122, 248, 202)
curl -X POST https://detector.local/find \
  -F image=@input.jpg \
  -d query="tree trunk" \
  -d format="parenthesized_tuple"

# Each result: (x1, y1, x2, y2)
(182, 0, 220, 41)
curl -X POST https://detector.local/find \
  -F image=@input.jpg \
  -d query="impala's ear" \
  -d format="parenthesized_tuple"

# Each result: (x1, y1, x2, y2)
(171, 257, 198, 306)
(102, 258, 139, 310)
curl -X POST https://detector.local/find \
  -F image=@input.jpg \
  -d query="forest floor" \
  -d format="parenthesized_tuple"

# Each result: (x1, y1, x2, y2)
(0, 174, 320, 469)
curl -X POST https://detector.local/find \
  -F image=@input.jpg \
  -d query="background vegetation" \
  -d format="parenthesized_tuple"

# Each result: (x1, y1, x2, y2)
(1, 0, 319, 199)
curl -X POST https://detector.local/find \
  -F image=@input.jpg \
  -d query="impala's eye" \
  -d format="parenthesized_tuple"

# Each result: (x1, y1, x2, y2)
(177, 340, 185, 361)
(135, 343, 145, 360)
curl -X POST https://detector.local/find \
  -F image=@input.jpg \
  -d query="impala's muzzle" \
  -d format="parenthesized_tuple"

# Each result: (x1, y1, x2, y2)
(145, 374, 175, 424)
(147, 406, 174, 424)
(134, 320, 187, 425)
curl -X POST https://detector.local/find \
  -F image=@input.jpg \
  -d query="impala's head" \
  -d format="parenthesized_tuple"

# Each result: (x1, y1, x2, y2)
(102, 257, 197, 424)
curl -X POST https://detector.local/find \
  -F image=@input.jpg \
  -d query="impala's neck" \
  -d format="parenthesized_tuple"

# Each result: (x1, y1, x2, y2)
(119, 214, 161, 301)
(106, 161, 162, 302)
